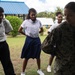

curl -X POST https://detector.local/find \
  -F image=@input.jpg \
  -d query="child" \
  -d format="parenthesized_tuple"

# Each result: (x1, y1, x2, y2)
(47, 12, 63, 72)
(18, 8, 44, 75)
(0, 7, 16, 75)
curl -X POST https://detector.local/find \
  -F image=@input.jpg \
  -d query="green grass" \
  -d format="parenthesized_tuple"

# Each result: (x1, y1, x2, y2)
(0, 35, 54, 75)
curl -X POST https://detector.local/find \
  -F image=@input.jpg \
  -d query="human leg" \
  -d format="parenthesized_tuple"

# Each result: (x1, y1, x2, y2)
(36, 58, 44, 75)
(36, 58, 41, 69)
(49, 55, 54, 65)
(21, 59, 28, 75)
(0, 41, 16, 75)
(22, 59, 28, 72)
(47, 55, 54, 72)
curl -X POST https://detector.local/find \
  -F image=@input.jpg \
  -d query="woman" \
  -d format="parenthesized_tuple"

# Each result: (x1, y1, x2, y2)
(18, 8, 44, 75)
(47, 12, 63, 73)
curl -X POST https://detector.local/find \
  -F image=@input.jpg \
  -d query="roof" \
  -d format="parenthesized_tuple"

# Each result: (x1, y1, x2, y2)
(37, 18, 54, 25)
(0, 1, 29, 14)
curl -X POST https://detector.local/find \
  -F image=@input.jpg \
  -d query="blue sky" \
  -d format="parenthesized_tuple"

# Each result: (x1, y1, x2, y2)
(39, 0, 46, 3)
(1, 0, 75, 12)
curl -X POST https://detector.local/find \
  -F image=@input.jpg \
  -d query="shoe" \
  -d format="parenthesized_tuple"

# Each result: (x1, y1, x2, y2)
(47, 65, 51, 72)
(21, 72, 25, 75)
(37, 69, 45, 75)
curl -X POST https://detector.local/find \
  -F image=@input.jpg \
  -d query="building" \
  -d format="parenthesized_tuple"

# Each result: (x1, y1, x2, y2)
(37, 17, 54, 28)
(0, 1, 29, 20)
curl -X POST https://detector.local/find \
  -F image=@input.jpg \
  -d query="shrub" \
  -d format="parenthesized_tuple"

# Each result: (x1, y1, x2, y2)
(6, 16, 23, 37)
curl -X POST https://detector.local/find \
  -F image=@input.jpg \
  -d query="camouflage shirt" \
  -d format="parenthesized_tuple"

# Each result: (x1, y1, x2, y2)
(49, 21, 75, 75)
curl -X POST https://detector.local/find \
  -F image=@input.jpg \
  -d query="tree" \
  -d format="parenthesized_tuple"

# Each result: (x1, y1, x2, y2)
(37, 7, 64, 21)
(55, 7, 64, 15)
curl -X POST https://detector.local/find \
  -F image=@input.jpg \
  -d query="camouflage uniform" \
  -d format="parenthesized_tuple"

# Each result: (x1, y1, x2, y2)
(47, 21, 75, 75)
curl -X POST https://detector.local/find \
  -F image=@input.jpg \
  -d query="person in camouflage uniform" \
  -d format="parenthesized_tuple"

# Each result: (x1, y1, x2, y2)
(42, 2, 75, 75)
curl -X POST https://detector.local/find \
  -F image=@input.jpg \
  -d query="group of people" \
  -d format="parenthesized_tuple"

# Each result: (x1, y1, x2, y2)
(0, 1, 75, 75)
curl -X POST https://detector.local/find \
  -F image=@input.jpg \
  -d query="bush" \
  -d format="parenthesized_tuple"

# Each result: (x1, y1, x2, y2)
(6, 16, 23, 37)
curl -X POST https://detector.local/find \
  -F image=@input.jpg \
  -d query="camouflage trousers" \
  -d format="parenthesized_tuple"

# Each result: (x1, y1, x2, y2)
(54, 67, 75, 75)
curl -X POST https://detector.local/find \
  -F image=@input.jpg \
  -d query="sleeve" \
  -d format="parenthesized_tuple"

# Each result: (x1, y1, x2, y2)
(20, 20, 27, 34)
(3, 19, 13, 33)
(21, 20, 26, 28)
(41, 28, 57, 55)
(48, 25, 55, 32)
(21, 21, 25, 28)
(39, 20, 43, 28)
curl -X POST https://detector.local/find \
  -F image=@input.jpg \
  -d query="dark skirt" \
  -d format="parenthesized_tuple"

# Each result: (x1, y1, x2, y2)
(21, 36, 41, 59)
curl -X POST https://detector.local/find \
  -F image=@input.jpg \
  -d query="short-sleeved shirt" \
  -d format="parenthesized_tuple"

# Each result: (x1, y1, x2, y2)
(0, 18, 13, 42)
(48, 22, 61, 33)
(21, 19, 43, 38)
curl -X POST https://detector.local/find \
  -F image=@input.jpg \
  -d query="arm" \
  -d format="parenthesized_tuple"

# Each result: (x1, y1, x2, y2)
(39, 27, 43, 33)
(18, 26, 26, 35)
(3, 18, 13, 34)
(41, 29, 57, 55)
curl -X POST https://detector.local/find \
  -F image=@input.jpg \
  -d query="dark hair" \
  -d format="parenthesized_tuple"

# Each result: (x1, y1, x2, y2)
(65, 2, 75, 12)
(56, 12, 62, 16)
(26, 8, 37, 19)
(0, 7, 4, 12)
